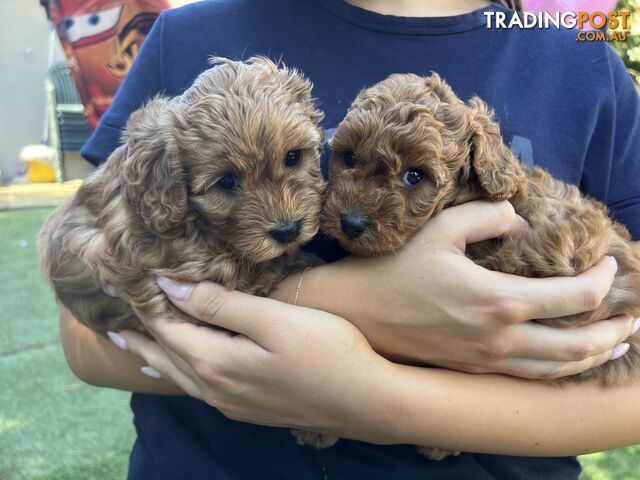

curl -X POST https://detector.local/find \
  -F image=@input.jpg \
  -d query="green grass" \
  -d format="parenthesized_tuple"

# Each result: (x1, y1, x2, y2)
(580, 446, 640, 480)
(0, 207, 637, 479)
(0, 208, 133, 480)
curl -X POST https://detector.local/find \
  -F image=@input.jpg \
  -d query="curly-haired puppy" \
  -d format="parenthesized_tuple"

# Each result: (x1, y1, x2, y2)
(38, 56, 325, 334)
(320, 73, 640, 459)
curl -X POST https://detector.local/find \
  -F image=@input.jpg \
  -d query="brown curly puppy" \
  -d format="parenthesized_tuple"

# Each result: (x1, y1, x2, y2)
(38, 56, 325, 335)
(320, 73, 640, 459)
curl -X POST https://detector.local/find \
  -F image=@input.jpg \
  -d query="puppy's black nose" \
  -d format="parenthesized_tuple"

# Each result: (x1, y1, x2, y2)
(340, 213, 367, 240)
(269, 220, 302, 244)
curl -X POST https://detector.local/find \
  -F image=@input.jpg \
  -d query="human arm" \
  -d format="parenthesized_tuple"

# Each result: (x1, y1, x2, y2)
(274, 201, 635, 378)
(59, 200, 634, 391)
(59, 306, 183, 395)
(119, 278, 640, 457)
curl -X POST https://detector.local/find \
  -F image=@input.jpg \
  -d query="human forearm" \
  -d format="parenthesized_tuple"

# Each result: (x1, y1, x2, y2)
(272, 260, 408, 364)
(59, 307, 183, 394)
(124, 278, 640, 456)
(271, 257, 418, 363)
(274, 250, 632, 377)
(270, 260, 354, 318)
(358, 364, 640, 456)
(275, 263, 640, 453)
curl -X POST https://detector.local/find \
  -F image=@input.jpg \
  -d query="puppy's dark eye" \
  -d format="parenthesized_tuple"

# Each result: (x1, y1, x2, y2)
(217, 173, 237, 191)
(285, 149, 302, 167)
(344, 151, 356, 168)
(402, 169, 424, 187)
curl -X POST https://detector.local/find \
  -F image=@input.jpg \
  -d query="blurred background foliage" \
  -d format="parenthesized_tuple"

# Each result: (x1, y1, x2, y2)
(613, 0, 640, 84)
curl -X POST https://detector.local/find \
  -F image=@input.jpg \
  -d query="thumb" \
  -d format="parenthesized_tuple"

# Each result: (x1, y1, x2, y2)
(429, 200, 527, 249)
(156, 276, 282, 344)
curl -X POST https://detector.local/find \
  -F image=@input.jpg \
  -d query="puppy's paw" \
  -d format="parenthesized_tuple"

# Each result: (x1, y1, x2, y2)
(416, 446, 461, 461)
(291, 429, 338, 449)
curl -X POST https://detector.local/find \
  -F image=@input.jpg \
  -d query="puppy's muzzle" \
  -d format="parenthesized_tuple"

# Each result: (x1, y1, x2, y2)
(269, 220, 302, 244)
(340, 212, 368, 240)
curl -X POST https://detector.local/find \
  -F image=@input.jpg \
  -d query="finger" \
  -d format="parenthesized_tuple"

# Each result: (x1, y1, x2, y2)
(510, 314, 636, 362)
(138, 313, 263, 368)
(427, 200, 526, 249)
(119, 330, 203, 398)
(156, 276, 288, 347)
(123, 329, 201, 379)
(493, 342, 629, 380)
(507, 256, 618, 320)
(140, 314, 226, 357)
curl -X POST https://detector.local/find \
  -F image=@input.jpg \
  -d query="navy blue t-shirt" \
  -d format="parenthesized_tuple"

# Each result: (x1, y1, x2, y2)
(81, 1, 640, 479)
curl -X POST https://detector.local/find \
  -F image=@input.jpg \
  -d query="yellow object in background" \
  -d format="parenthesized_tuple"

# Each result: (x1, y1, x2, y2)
(20, 145, 57, 183)
(26, 160, 57, 183)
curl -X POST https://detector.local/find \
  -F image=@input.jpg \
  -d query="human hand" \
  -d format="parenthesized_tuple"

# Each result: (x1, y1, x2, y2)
(323, 200, 638, 379)
(116, 279, 394, 439)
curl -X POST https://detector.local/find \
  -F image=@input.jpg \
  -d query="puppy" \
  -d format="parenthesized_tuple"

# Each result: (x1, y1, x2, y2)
(319, 73, 640, 459)
(38, 56, 325, 334)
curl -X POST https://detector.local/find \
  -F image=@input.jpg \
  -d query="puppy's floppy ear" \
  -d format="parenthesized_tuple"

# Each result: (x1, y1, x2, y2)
(467, 97, 523, 200)
(121, 96, 188, 233)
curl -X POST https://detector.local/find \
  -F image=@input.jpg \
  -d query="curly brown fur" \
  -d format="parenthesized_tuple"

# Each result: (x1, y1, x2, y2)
(319, 72, 640, 459)
(38, 56, 326, 335)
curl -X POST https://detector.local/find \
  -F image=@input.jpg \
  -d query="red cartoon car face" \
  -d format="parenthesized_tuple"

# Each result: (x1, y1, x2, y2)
(44, 0, 169, 128)
(58, 5, 124, 47)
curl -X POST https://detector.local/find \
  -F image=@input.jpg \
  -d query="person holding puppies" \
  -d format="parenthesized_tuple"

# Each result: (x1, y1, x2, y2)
(60, 0, 640, 478)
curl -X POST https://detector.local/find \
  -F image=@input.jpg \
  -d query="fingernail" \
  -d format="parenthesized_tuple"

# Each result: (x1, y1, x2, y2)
(140, 366, 162, 379)
(104, 283, 118, 297)
(157, 276, 194, 301)
(631, 319, 640, 337)
(611, 343, 630, 360)
(107, 331, 128, 350)
(516, 215, 530, 229)
(610, 256, 618, 272)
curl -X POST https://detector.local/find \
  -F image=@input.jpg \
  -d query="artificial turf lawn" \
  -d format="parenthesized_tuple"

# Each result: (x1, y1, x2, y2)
(0, 208, 133, 480)
(0, 207, 638, 479)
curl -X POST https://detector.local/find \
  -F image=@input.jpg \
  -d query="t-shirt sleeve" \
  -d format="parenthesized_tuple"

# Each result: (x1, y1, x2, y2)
(602, 48, 640, 240)
(80, 12, 166, 166)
